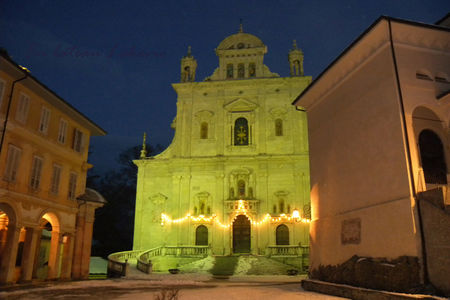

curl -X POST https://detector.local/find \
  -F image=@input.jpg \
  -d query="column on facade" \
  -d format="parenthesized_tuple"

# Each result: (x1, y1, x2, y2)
(60, 233, 75, 280)
(19, 226, 40, 282)
(71, 212, 84, 279)
(47, 229, 62, 279)
(72, 203, 98, 280)
(0, 224, 21, 283)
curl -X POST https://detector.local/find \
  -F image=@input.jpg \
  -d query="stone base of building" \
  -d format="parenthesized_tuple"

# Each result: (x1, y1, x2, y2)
(310, 255, 425, 294)
(301, 279, 444, 300)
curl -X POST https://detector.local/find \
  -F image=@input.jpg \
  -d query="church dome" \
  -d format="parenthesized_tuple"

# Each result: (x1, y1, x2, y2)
(216, 32, 265, 50)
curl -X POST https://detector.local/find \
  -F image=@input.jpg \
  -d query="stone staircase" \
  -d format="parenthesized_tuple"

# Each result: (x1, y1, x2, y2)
(108, 247, 307, 277)
(172, 255, 300, 276)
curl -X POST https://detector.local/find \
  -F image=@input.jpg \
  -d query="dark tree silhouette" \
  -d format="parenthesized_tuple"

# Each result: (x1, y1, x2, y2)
(88, 143, 163, 257)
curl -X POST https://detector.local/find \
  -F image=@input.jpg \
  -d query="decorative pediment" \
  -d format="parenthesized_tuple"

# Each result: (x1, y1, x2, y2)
(269, 107, 288, 119)
(195, 191, 210, 201)
(149, 193, 167, 205)
(224, 98, 258, 112)
(194, 110, 214, 121)
(230, 167, 252, 176)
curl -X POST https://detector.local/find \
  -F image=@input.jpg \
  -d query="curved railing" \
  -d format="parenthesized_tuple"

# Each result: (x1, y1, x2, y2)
(137, 247, 162, 274)
(107, 250, 143, 277)
(136, 246, 210, 274)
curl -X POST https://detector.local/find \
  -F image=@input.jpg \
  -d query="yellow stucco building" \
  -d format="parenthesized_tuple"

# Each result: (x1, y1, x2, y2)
(0, 50, 106, 283)
(132, 28, 312, 272)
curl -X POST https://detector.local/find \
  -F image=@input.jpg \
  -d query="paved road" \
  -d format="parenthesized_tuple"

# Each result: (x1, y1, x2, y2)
(0, 276, 347, 299)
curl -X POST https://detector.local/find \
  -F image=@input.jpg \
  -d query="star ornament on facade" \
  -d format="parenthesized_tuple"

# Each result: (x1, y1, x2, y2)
(236, 126, 247, 144)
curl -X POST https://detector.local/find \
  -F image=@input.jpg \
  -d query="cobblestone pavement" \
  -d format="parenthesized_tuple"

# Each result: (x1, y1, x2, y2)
(0, 276, 348, 299)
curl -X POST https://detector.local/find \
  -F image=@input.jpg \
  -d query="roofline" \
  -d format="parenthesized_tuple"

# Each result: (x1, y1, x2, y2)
(0, 51, 107, 136)
(292, 15, 450, 106)
(435, 12, 450, 25)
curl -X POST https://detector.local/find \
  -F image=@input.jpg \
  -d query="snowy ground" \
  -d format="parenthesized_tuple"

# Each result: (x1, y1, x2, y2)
(0, 274, 348, 299)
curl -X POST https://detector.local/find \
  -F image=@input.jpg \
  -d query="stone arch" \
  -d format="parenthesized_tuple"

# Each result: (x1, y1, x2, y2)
(0, 202, 19, 283)
(35, 211, 62, 280)
(419, 129, 447, 184)
(412, 106, 449, 186)
(195, 225, 208, 246)
(276, 224, 289, 245)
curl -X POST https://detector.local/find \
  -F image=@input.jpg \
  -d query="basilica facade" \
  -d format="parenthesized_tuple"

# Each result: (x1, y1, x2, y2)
(133, 29, 311, 258)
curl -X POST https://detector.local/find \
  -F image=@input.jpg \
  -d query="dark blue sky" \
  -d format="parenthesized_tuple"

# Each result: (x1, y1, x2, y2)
(1, 0, 449, 173)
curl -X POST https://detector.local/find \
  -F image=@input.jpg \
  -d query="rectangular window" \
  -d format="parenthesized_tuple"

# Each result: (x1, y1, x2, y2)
(68, 172, 77, 200)
(15, 93, 30, 123)
(0, 79, 5, 109)
(50, 164, 62, 194)
(57, 119, 68, 144)
(72, 129, 84, 153)
(4, 145, 21, 182)
(38, 107, 51, 134)
(30, 156, 43, 190)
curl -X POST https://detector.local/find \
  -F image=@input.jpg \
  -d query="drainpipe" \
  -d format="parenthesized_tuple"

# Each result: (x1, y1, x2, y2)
(388, 19, 429, 285)
(0, 72, 28, 154)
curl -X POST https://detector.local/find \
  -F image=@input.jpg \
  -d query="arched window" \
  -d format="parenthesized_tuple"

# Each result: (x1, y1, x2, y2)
(234, 118, 249, 146)
(275, 119, 283, 136)
(419, 129, 447, 184)
(238, 180, 245, 198)
(200, 122, 208, 139)
(249, 63, 256, 77)
(227, 64, 234, 79)
(276, 224, 289, 245)
(293, 60, 301, 76)
(196, 225, 208, 246)
(184, 66, 191, 81)
(238, 63, 245, 78)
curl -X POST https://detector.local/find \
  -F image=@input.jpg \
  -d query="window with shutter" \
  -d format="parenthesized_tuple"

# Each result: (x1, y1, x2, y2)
(72, 129, 84, 153)
(68, 172, 77, 200)
(38, 107, 51, 134)
(15, 93, 30, 123)
(58, 119, 68, 144)
(30, 156, 43, 190)
(4, 145, 22, 182)
(50, 164, 62, 194)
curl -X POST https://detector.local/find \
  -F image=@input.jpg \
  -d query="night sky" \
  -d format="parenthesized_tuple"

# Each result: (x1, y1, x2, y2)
(1, 0, 449, 173)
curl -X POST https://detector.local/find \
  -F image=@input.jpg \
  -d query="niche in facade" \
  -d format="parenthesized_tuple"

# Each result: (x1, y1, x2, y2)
(193, 191, 211, 215)
(274, 190, 290, 214)
(229, 168, 255, 200)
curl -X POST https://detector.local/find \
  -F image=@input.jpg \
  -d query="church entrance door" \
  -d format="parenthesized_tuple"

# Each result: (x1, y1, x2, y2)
(232, 215, 251, 254)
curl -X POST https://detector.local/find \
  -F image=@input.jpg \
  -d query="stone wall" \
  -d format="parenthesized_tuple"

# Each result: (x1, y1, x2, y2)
(310, 255, 421, 293)
(418, 188, 450, 297)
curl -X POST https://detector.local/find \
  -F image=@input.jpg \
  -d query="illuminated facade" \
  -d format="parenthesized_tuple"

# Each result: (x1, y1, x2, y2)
(0, 50, 106, 283)
(134, 29, 312, 259)
(294, 16, 450, 295)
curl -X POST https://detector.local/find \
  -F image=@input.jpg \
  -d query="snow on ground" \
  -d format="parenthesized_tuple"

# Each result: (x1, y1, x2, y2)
(0, 275, 348, 299)
(89, 256, 108, 274)
(116, 283, 348, 300)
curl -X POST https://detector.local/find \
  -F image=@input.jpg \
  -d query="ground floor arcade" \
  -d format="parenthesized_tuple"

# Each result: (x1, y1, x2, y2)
(0, 188, 104, 284)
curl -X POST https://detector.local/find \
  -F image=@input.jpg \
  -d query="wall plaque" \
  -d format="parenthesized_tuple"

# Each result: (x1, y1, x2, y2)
(341, 218, 361, 244)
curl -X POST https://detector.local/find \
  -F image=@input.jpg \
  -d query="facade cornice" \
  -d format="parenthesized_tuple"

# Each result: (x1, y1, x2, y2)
(172, 76, 311, 93)
(0, 188, 79, 214)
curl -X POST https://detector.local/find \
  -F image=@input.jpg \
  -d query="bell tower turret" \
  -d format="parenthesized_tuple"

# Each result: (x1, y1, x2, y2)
(288, 40, 304, 76)
(180, 46, 197, 82)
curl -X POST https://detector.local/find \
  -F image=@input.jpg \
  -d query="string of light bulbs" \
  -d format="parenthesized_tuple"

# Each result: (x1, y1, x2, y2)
(160, 200, 311, 228)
